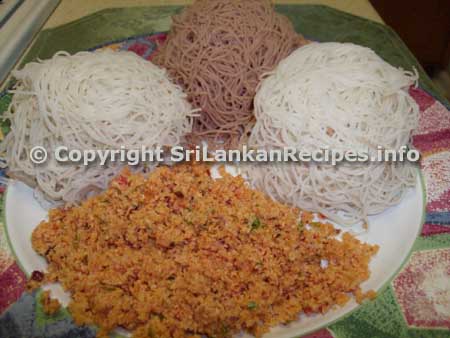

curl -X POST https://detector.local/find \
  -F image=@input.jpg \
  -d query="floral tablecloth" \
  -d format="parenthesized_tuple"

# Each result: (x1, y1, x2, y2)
(0, 5, 449, 338)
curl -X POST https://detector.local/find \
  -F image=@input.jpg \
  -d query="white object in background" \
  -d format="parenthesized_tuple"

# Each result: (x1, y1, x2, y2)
(0, 0, 60, 86)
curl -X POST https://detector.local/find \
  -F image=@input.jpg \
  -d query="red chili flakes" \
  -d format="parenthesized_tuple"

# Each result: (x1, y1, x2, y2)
(31, 270, 44, 282)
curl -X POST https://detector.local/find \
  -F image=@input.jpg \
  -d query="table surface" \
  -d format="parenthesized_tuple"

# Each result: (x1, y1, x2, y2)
(44, 0, 384, 28)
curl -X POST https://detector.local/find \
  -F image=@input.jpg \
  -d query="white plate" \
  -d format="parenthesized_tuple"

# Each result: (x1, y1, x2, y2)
(3, 172, 425, 337)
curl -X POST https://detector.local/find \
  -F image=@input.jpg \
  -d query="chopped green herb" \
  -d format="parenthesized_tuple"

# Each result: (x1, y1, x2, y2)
(153, 313, 165, 320)
(147, 327, 156, 338)
(73, 232, 80, 248)
(310, 221, 322, 228)
(250, 218, 262, 230)
(100, 284, 117, 291)
(220, 324, 230, 335)
(247, 301, 257, 310)
(297, 221, 304, 231)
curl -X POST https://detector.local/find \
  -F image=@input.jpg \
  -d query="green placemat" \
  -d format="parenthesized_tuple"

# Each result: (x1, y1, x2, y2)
(21, 4, 449, 106)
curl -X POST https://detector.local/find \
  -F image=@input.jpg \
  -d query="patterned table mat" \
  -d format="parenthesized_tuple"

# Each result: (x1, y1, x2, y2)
(0, 4, 449, 338)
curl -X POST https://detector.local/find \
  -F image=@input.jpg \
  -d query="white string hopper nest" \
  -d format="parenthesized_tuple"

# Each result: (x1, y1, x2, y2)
(0, 49, 196, 205)
(245, 42, 420, 225)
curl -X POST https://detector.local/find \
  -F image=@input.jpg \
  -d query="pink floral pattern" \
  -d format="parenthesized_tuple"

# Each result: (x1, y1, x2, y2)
(410, 88, 450, 236)
(393, 249, 450, 329)
(0, 263, 27, 313)
(303, 328, 334, 338)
